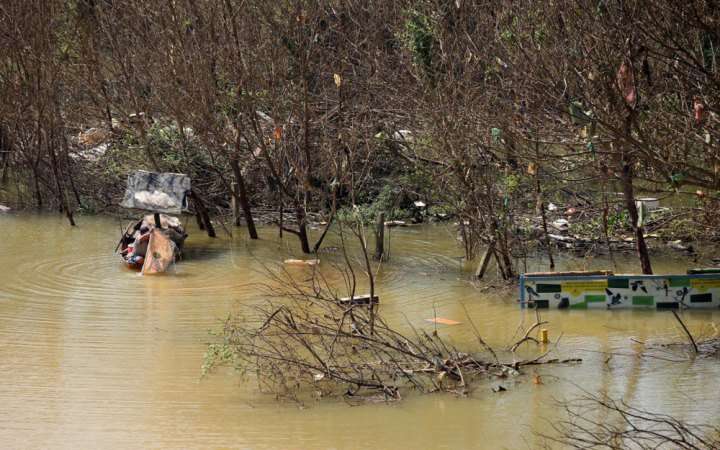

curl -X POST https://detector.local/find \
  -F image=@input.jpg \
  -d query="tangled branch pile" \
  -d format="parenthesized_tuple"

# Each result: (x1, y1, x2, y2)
(204, 263, 579, 403)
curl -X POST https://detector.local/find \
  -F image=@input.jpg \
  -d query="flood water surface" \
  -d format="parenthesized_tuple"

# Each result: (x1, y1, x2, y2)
(1, 214, 719, 449)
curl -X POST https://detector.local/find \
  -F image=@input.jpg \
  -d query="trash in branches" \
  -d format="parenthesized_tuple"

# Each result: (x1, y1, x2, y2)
(425, 318, 462, 326)
(616, 58, 637, 108)
(694, 96, 705, 126)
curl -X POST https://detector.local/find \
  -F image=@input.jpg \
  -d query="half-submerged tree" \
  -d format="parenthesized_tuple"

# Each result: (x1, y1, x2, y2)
(203, 224, 580, 402)
(540, 392, 720, 449)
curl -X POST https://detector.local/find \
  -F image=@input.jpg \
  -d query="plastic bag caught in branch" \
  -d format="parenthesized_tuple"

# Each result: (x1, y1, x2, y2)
(616, 58, 637, 108)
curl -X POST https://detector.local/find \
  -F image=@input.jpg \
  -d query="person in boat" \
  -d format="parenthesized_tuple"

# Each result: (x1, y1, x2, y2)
(119, 214, 187, 268)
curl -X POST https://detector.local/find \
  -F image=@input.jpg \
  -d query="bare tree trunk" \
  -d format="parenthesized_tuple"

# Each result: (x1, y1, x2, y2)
(100, 82, 114, 133)
(32, 167, 42, 209)
(475, 241, 495, 279)
(534, 140, 554, 270)
(190, 190, 216, 238)
(231, 182, 239, 225)
(230, 157, 258, 239)
(459, 219, 471, 260)
(373, 211, 385, 261)
(195, 211, 205, 230)
(618, 111, 652, 274)
(61, 133, 83, 208)
(0, 155, 7, 185)
(296, 202, 310, 254)
(0, 127, 10, 185)
(492, 248, 510, 280)
(277, 199, 310, 253)
(278, 199, 283, 238)
(620, 160, 652, 274)
(495, 227, 515, 279)
(313, 186, 337, 252)
(48, 134, 75, 226)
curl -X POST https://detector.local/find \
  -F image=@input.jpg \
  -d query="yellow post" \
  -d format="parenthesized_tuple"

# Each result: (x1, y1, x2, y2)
(539, 328, 549, 344)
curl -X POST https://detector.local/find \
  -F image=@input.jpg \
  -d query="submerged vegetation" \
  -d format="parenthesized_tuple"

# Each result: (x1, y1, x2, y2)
(203, 247, 581, 403)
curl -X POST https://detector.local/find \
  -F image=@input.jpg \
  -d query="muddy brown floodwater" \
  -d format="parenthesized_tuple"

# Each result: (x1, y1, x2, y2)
(1, 214, 719, 449)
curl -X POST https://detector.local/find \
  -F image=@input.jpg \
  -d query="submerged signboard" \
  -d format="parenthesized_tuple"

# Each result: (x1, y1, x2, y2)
(520, 272, 720, 309)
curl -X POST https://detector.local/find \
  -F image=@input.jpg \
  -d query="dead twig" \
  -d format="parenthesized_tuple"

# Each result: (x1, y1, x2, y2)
(671, 310, 698, 354)
(510, 309, 549, 352)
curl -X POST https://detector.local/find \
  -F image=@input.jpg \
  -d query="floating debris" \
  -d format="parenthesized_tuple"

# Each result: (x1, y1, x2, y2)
(339, 294, 378, 306)
(284, 259, 320, 266)
(552, 218, 569, 231)
(385, 220, 407, 227)
(425, 317, 461, 326)
(667, 240, 694, 253)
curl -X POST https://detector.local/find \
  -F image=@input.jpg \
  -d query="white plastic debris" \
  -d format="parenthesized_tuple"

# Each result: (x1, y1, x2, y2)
(71, 143, 109, 161)
(392, 129, 414, 142)
(548, 233, 573, 242)
(552, 218, 569, 231)
(133, 190, 179, 210)
(636, 197, 659, 211)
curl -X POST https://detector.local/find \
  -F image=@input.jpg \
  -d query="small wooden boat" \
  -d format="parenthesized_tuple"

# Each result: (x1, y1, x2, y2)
(118, 214, 186, 272)
(141, 228, 176, 274)
(520, 269, 720, 310)
(117, 171, 192, 273)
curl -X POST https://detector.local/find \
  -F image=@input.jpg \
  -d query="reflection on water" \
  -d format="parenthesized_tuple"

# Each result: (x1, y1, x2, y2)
(1, 214, 719, 449)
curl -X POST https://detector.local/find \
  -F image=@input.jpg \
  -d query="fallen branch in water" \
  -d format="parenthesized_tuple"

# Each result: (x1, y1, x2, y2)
(634, 315, 720, 359)
(205, 295, 582, 403)
(203, 225, 581, 403)
(672, 310, 698, 354)
(509, 309, 548, 352)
